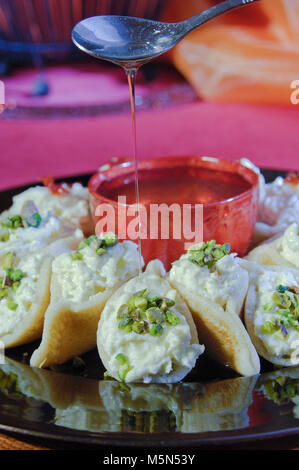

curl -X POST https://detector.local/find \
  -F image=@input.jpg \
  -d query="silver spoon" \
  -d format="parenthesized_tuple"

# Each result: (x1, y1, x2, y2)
(72, 0, 260, 67)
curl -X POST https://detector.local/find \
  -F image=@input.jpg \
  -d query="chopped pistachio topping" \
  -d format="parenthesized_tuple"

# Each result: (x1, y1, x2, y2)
(3, 252, 14, 270)
(78, 233, 118, 257)
(115, 353, 131, 382)
(0, 288, 8, 299)
(188, 240, 230, 269)
(7, 299, 18, 311)
(103, 371, 114, 380)
(0, 230, 9, 242)
(0, 253, 25, 303)
(1, 213, 42, 230)
(71, 252, 83, 261)
(0, 370, 23, 399)
(149, 324, 164, 337)
(7, 268, 24, 282)
(1, 215, 24, 230)
(166, 311, 180, 326)
(264, 377, 299, 405)
(261, 285, 299, 336)
(100, 232, 118, 247)
(117, 290, 179, 336)
(26, 212, 42, 228)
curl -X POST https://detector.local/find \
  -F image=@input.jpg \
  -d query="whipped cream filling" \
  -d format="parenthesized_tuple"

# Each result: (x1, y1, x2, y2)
(99, 262, 203, 383)
(169, 252, 243, 309)
(253, 269, 299, 359)
(52, 240, 141, 302)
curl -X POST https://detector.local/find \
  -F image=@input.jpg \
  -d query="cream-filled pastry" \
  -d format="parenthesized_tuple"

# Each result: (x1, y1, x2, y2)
(244, 265, 299, 367)
(169, 241, 260, 376)
(253, 176, 299, 246)
(30, 233, 142, 368)
(3, 181, 92, 235)
(0, 206, 83, 257)
(0, 250, 59, 348)
(97, 260, 203, 383)
(246, 223, 299, 269)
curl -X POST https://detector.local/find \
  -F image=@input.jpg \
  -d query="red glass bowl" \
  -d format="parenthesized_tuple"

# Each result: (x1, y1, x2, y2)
(88, 156, 259, 270)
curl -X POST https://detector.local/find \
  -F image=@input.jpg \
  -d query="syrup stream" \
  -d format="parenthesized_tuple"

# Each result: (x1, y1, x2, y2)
(125, 66, 143, 273)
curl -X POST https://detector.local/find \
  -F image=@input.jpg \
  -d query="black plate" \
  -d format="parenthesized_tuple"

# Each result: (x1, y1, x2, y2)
(0, 168, 298, 448)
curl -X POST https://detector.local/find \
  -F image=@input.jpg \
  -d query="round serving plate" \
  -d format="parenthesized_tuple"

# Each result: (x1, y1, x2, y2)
(0, 168, 298, 449)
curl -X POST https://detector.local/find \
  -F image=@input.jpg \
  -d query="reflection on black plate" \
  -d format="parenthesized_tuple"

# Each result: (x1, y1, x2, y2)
(0, 169, 298, 448)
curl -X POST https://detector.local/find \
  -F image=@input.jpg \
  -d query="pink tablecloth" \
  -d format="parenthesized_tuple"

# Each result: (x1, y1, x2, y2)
(0, 100, 298, 191)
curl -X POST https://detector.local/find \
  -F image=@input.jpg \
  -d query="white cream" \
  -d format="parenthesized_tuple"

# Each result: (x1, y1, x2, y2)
(0, 252, 44, 337)
(0, 214, 82, 257)
(253, 269, 299, 359)
(279, 223, 299, 268)
(258, 177, 299, 229)
(169, 252, 243, 310)
(52, 240, 141, 302)
(7, 184, 89, 227)
(240, 158, 266, 202)
(99, 263, 203, 383)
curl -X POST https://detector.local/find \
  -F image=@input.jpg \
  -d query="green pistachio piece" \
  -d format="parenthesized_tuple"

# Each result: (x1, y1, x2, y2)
(146, 307, 165, 324)
(263, 303, 273, 311)
(101, 232, 118, 247)
(118, 317, 133, 331)
(213, 248, 226, 259)
(166, 311, 180, 326)
(204, 240, 216, 255)
(277, 285, 289, 294)
(118, 364, 131, 381)
(7, 300, 18, 311)
(188, 240, 230, 269)
(131, 308, 142, 321)
(134, 289, 148, 298)
(3, 215, 23, 229)
(96, 247, 107, 256)
(7, 268, 24, 282)
(3, 252, 14, 270)
(149, 324, 164, 337)
(11, 281, 20, 292)
(115, 353, 131, 381)
(160, 298, 175, 311)
(0, 288, 8, 299)
(132, 321, 145, 334)
(71, 252, 83, 261)
(26, 213, 42, 228)
(117, 304, 130, 320)
(222, 243, 231, 254)
(104, 371, 113, 380)
(115, 353, 127, 365)
(261, 321, 275, 334)
(134, 296, 148, 311)
(78, 240, 88, 250)
(272, 291, 283, 305)
(0, 231, 9, 242)
(147, 296, 162, 308)
(127, 295, 136, 312)
(86, 235, 98, 245)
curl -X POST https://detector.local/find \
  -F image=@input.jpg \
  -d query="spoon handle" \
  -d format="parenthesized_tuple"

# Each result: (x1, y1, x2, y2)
(179, 0, 260, 34)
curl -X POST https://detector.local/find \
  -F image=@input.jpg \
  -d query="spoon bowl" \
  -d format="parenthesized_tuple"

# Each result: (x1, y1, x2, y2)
(72, 0, 260, 67)
(72, 15, 182, 66)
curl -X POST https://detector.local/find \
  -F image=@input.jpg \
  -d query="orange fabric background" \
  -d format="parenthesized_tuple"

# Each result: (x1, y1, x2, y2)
(162, 0, 299, 105)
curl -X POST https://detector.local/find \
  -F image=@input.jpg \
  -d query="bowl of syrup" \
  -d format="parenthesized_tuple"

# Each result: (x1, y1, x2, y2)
(89, 156, 259, 269)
